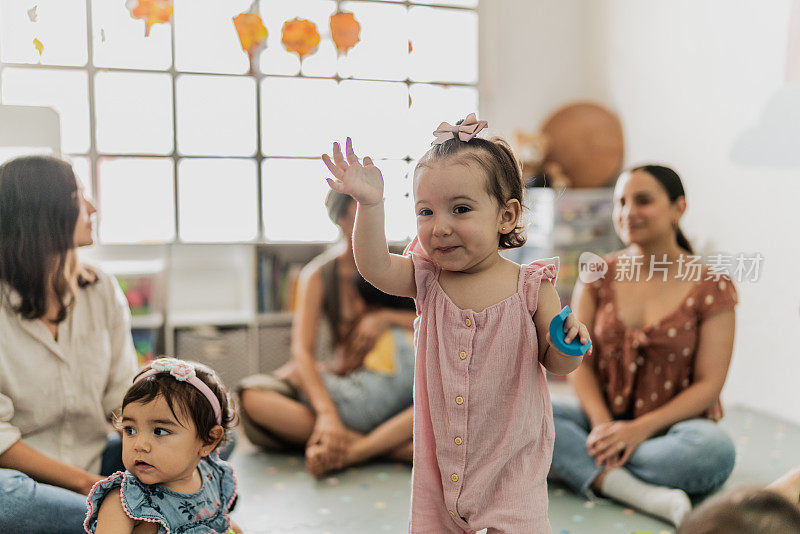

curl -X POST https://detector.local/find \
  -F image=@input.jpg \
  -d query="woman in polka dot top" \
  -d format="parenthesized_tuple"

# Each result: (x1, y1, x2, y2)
(551, 165, 738, 527)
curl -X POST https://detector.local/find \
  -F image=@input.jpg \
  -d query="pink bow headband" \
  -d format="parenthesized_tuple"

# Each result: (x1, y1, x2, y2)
(432, 113, 488, 145)
(135, 358, 222, 425)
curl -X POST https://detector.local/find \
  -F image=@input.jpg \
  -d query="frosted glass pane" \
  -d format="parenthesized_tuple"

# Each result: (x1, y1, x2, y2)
(262, 159, 338, 242)
(98, 158, 175, 243)
(409, 6, 477, 83)
(0, 68, 90, 153)
(412, 0, 477, 7)
(0, 0, 87, 66)
(370, 0, 477, 4)
(260, 78, 338, 157)
(260, 78, 407, 159)
(338, 2, 407, 81)
(178, 159, 257, 242)
(68, 156, 93, 200)
(94, 71, 173, 155)
(381, 160, 415, 241)
(408, 83, 478, 159)
(174, 0, 251, 74)
(0, 147, 54, 164)
(91, 0, 172, 70)
(338, 80, 408, 159)
(176, 75, 256, 156)
(258, 0, 336, 76)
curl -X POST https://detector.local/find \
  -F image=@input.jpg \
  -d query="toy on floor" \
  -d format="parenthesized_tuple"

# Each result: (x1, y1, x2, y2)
(549, 305, 591, 356)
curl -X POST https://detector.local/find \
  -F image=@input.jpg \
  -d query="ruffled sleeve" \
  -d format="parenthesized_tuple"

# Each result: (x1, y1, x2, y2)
(403, 236, 438, 313)
(205, 452, 238, 513)
(697, 274, 738, 321)
(520, 257, 560, 316)
(84, 472, 169, 534)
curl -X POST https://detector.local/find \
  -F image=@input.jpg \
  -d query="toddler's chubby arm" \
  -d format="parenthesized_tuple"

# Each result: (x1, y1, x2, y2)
(533, 280, 590, 375)
(323, 138, 416, 299)
(94, 487, 137, 534)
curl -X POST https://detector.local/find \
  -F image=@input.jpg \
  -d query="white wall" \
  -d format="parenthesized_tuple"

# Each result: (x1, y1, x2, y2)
(478, 0, 588, 136)
(482, 0, 800, 424)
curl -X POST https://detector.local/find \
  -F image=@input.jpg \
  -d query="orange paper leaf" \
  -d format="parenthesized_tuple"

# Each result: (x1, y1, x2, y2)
(281, 18, 320, 60)
(233, 12, 268, 54)
(330, 11, 360, 55)
(33, 37, 43, 56)
(127, 0, 173, 37)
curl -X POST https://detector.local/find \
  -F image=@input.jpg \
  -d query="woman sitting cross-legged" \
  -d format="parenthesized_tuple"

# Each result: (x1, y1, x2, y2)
(238, 190, 415, 476)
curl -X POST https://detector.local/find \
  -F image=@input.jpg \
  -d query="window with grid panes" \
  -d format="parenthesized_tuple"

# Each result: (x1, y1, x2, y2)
(0, 0, 478, 243)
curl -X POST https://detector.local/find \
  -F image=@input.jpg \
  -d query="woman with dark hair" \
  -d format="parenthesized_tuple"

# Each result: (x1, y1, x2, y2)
(239, 190, 415, 477)
(550, 165, 738, 526)
(0, 156, 138, 532)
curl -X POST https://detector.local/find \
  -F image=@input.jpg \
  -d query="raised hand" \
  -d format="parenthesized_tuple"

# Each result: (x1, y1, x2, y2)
(322, 137, 383, 206)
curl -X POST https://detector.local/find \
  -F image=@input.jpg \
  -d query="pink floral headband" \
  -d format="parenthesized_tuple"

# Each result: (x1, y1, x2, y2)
(135, 358, 222, 425)
(431, 113, 488, 145)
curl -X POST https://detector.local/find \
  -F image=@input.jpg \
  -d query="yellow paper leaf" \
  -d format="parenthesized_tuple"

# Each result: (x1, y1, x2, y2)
(233, 12, 268, 54)
(33, 38, 43, 56)
(330, 11, 360, 55)
(281, 18, 320, 60)
(127, 0, 173, 37)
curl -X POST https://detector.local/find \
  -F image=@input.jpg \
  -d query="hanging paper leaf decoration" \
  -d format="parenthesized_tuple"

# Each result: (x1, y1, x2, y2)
(233, 11, 268, 75)
(33, 37, 43, 56)
(126, 0, 173, 37)
(281, 18, 320, 60)
(27, 5, 38, 22)
(233, 12, 267, 53)
(330, 11, 360, 55)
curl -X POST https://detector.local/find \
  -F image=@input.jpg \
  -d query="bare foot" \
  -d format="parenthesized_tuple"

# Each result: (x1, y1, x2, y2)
(306, 429, 362, 477)
(305, 442, 333, 477)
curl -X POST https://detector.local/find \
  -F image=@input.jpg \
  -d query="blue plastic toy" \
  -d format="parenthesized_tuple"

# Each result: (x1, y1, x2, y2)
(549, 305, 591, 357)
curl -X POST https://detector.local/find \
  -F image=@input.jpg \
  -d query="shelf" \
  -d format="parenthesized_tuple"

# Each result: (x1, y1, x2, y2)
(257, 312, 293, 325)
(130, 313, 164, 329)
(100, 259, 166, 276)
(168, 310, 255, 328)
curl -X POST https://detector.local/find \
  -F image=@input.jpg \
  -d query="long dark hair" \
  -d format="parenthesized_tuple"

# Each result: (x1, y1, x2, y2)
(0, 155, 82, 321)
(632, 164, 693, 254)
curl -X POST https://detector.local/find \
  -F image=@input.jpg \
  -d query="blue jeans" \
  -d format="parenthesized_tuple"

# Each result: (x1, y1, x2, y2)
(550, 396, 736, 497)
(0, 432, 236, 533)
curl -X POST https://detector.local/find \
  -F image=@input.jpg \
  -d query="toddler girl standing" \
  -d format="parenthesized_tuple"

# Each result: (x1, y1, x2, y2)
(323, 114, 591, 533)
(84, 358, 239, 534)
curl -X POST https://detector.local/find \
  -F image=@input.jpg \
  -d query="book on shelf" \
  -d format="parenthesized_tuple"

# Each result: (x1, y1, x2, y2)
(257, 252, 304, 314)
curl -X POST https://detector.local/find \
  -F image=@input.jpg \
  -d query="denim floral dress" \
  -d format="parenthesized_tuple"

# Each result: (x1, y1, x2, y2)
(84, 453, 237, 534)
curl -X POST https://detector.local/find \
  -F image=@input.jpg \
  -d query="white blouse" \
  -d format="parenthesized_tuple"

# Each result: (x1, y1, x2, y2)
(0, 267, 137, 474)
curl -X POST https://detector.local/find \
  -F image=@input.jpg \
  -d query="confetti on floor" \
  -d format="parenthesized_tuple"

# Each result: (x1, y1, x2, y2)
(227, 405, 800, 534)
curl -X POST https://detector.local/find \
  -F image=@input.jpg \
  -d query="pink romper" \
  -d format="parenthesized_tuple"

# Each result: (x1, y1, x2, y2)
(406, 239, 558, 534)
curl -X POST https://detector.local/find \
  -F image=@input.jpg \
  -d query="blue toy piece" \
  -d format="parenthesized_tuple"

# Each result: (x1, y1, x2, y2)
(549, 305, 591, 357)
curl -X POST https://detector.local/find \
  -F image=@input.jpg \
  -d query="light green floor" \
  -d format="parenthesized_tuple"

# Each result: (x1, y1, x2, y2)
(228, 406, 799, 533)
